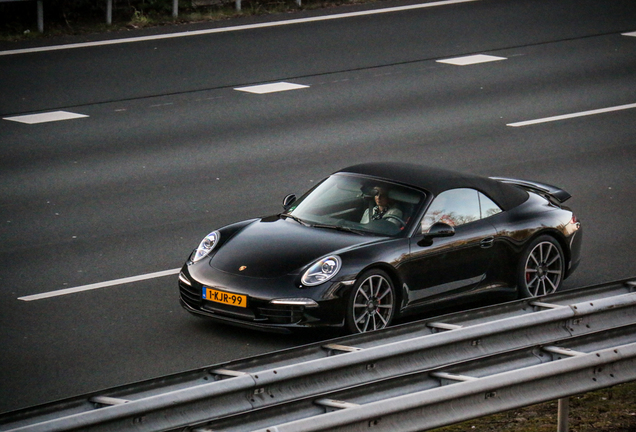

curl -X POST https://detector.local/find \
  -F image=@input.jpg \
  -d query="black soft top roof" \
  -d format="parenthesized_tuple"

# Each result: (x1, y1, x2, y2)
(338, 162, 529, 211)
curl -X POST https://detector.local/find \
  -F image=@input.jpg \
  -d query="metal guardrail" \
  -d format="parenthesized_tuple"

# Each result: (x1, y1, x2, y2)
(3, 0, 296, 31)
(0, 0, 43, 32)
(202, 328, 636, 432)
(1, 278, 634, 432)
(253, 342, 636, 432)
(3, 0, 179, 32)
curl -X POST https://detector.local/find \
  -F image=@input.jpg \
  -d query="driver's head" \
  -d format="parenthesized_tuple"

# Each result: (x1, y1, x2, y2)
(374, 187, 392, 208)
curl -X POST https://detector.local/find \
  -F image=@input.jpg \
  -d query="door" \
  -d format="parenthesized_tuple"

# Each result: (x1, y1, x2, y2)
(399, 188, 499, 307)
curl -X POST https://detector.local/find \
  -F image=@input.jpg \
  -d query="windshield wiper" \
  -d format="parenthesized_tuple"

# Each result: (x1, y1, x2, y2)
(281, 213, 310, 226)
(312, 223, 366, 235)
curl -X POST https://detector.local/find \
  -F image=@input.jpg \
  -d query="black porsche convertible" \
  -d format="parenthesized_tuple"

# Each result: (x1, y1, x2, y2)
(178, 163, 582, 333)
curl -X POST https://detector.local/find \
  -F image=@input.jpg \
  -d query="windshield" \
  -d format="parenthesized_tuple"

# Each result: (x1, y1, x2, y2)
(286, 174, 426, 236)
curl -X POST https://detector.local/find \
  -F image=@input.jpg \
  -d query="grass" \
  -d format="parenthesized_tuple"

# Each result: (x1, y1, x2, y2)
(0, 0, 379, 42)
(433, 381, 636, 432)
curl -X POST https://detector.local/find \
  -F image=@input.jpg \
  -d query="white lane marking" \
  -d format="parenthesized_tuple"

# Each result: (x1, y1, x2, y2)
(507, 102, 636, 127)
(3, 111, 89, 124)
(623, 31, 636, 37)
(235, 82, 309, 94)
(0, 0, 479, 56)
(436, 54, 507, 66)
(18, 268, 181, 301)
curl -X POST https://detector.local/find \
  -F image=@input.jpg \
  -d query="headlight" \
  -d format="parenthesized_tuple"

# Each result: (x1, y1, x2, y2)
(301, 256, 342, 286)
(191, 231, 220, 262)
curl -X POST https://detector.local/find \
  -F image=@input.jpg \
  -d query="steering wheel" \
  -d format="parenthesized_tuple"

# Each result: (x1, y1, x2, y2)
(384, 214, 406, 228)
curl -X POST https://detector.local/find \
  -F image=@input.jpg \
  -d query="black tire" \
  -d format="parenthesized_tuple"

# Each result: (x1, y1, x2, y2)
(517, 235, 564, 298)
(346, 269, 396, 333)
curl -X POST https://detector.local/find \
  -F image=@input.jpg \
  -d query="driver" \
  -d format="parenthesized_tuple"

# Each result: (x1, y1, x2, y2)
(360, 186, 403, 226)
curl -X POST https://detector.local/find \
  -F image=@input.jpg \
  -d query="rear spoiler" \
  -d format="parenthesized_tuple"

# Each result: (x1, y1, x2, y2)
(490, 177, 572, 203)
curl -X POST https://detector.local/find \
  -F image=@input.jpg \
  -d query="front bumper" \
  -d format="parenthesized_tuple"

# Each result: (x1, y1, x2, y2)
(179, 299, 331, 334)
(178, 265, 348, 332)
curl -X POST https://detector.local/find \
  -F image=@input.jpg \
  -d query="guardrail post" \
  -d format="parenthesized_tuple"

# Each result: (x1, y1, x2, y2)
(173, 0, 178, 17)
(557, 397, 569, 432)
(106, 0, 112, 24)
(36, 0, 43, 32)
(235, 0, 241, 11)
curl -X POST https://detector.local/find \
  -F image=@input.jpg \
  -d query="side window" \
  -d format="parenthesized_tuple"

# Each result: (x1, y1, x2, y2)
(479, 192, 502, 218)
(421, 189, 481, 232)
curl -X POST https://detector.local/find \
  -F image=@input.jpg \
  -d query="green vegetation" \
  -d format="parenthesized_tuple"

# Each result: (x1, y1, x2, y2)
(0, 0, 377, 42)
(434, 381, 636, 432)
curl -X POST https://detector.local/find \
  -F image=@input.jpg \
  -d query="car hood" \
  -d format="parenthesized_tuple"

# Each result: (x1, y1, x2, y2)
(209, 217, 375, 279)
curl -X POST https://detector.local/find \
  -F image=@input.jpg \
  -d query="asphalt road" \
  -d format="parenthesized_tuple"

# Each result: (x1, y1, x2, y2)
(1, 0, 635, 415)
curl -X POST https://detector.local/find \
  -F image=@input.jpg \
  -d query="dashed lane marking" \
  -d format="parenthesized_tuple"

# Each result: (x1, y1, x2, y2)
(3, 111, 89, 124)
(436, 54, 507, 66)
(18, 268, 181, 301)
(235, 82, 309, 94)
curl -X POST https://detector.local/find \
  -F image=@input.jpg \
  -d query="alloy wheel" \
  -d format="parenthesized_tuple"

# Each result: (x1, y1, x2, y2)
(351, 273, 395, 333)
(524, 240, 563, 296)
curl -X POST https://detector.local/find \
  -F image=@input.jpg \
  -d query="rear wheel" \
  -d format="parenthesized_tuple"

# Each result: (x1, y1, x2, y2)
(517, 235, 564, 297)
(346, 269, 396, 333)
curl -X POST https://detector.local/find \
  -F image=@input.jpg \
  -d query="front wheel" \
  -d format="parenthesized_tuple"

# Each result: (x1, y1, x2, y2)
(517, 235, 564, 298)
(346, 269, 396, 333)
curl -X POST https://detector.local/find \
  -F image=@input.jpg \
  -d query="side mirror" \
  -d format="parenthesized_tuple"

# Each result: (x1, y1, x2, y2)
(417, 222, 455, 247)
(282, 194, 297, 211)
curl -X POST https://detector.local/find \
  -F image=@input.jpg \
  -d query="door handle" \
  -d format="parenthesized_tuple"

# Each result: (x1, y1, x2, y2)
(480, 237, 495, 248)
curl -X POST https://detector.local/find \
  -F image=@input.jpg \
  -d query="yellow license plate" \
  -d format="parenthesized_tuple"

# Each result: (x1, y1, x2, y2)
(203, 287, 247, 308)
